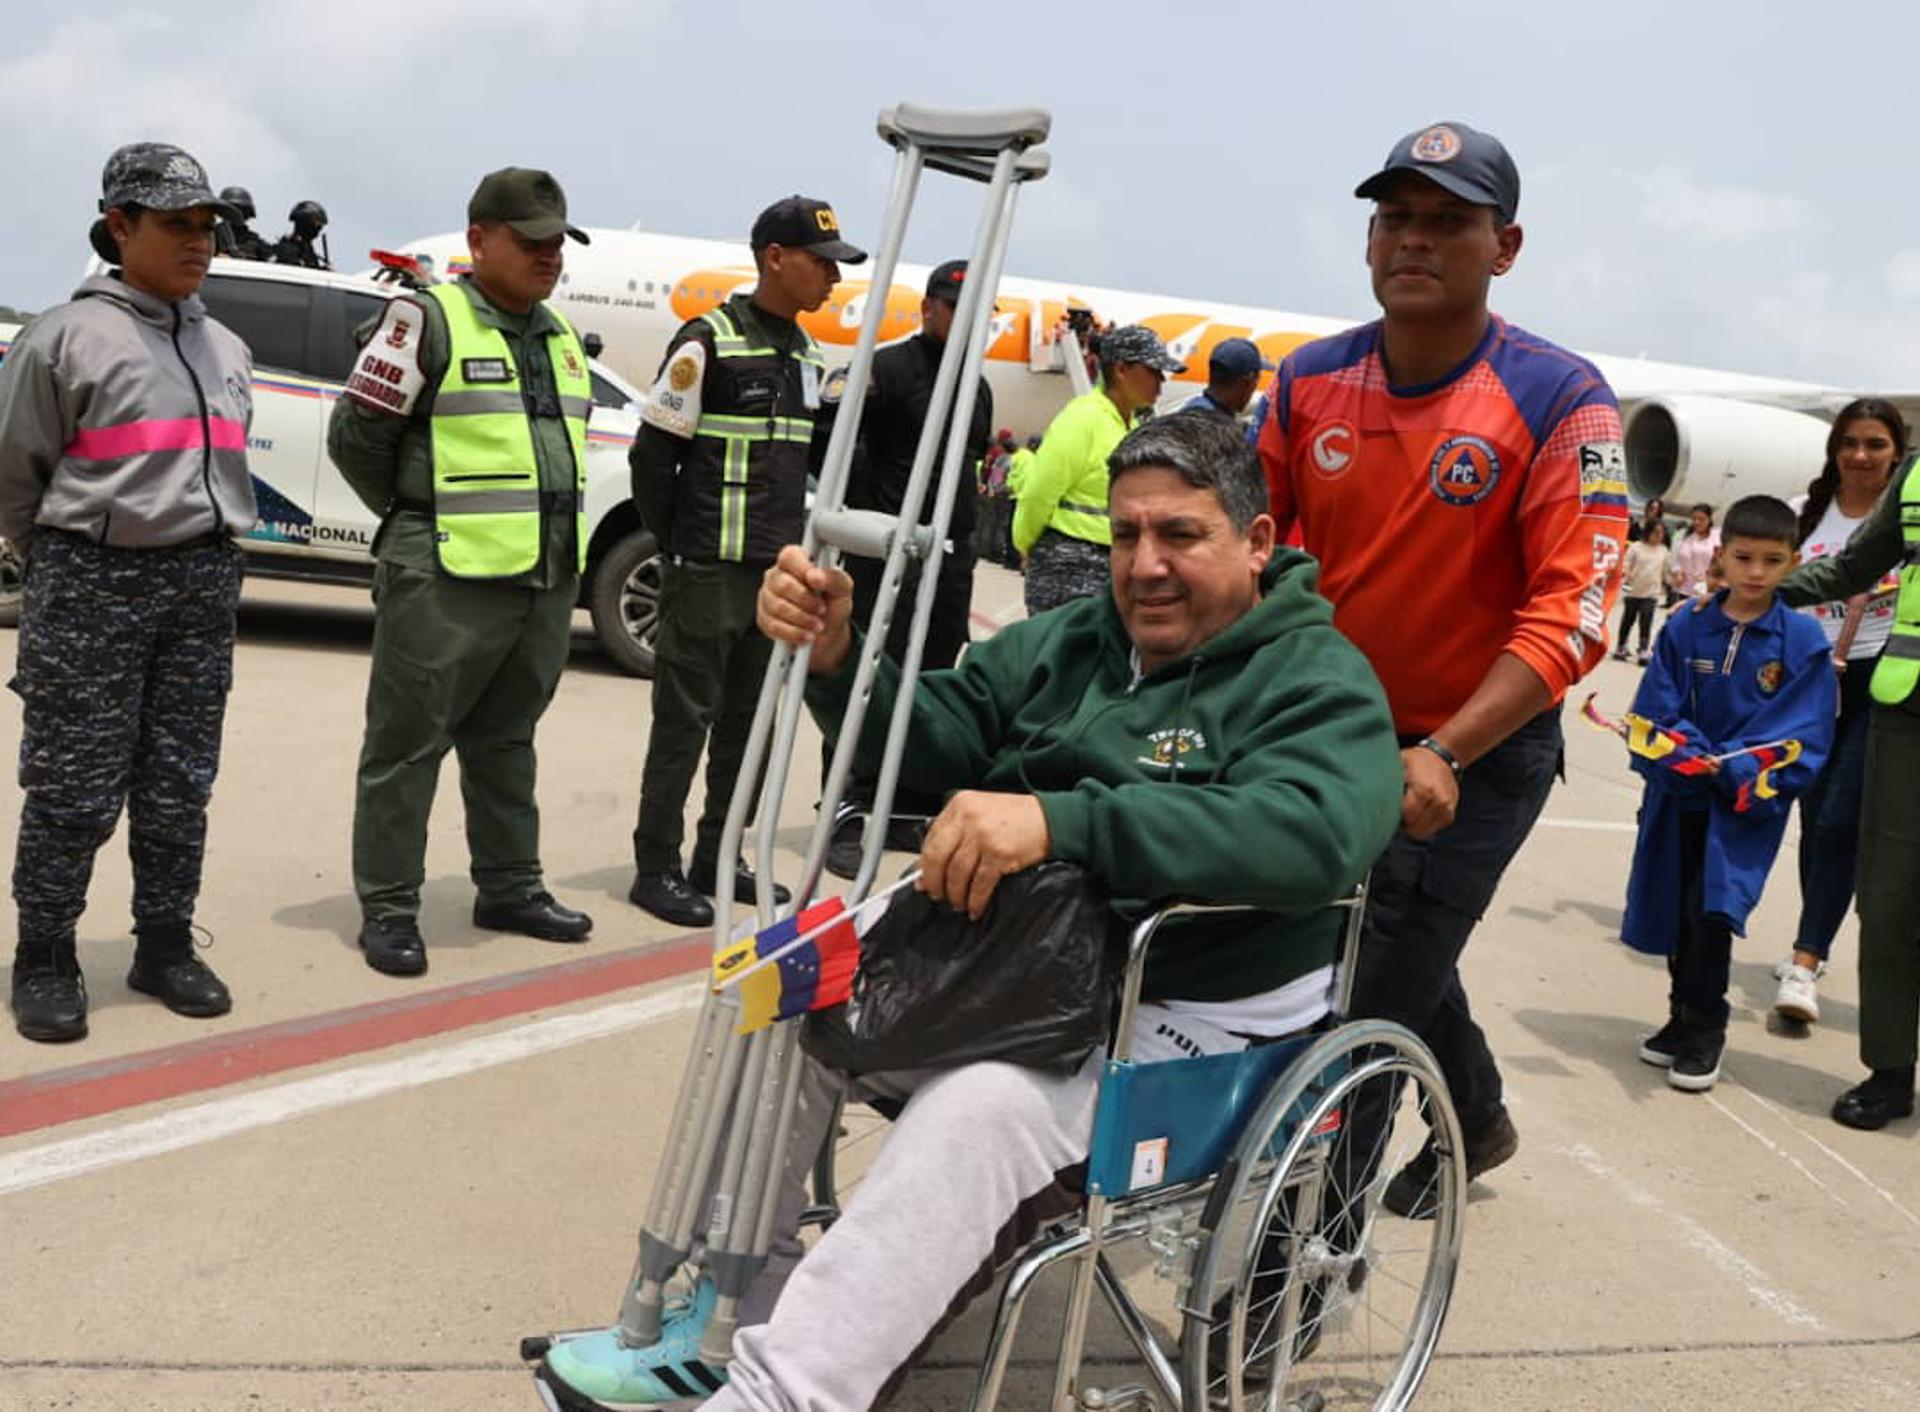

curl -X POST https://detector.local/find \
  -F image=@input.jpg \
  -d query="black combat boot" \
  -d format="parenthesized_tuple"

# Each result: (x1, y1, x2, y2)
(10, 942, 88, 1043)
(127, 923, 232, 1018)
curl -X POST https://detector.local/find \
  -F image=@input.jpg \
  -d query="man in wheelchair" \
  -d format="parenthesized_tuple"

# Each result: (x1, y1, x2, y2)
(565, 411, 1405, 1408)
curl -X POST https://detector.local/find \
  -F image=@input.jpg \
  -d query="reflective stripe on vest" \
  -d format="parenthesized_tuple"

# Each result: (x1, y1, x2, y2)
(695, 304, 821, 560)
(425, 283, 590, 579)
(1870, 458, 1920, 706)
(1049, 495, 1111, 545)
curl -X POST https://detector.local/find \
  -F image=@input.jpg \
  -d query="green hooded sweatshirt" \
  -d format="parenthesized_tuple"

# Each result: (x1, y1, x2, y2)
(806, 547, 1403, 1003)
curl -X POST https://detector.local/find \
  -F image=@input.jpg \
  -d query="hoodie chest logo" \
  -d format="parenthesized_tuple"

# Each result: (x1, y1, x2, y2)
(1138, 726, 1208, 771)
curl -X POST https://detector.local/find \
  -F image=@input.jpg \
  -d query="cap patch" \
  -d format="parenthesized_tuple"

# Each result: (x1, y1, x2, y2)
(1411, 125, 1462, 163)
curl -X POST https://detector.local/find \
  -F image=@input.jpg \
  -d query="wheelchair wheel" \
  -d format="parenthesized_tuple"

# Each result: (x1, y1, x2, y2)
(1180, 1020, 1464, 1412)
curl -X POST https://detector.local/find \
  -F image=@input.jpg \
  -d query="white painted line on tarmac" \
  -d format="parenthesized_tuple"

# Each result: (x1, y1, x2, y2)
(1558, 1141, 1825, 1331)
(1737, 1088, 1920, 1231)
(1704, 1092, 1848, 1211)
(0, 981, 706, 1200)
(1534, 818, 1638, 833)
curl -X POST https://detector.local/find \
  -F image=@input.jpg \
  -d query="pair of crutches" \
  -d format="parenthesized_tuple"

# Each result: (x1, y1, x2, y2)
(536, 104, 1054, 1392)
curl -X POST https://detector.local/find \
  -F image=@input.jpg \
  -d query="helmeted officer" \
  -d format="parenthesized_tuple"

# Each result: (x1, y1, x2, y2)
(214, 186, 272, 261)
(823, 257, 994, 878)
(628, 195, 866, 926)
(327, 167, 596, 977)
(272, 200, 330, 269)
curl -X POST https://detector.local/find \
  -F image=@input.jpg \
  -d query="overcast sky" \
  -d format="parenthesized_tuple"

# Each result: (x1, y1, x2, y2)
(3, 1, 1915, 390)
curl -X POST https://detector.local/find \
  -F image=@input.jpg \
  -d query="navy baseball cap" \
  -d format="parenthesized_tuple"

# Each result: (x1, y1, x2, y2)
(1354, 121, 1521, 224)
(1208, 337, 1274, 379)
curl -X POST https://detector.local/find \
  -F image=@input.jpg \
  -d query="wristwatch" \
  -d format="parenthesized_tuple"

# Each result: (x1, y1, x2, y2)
(1415, 737, 1463, 779)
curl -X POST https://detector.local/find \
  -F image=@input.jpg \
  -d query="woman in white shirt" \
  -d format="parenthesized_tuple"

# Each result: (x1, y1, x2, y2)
(1773, 398, 1908, 1025)
(1612, 519, 1670, 664)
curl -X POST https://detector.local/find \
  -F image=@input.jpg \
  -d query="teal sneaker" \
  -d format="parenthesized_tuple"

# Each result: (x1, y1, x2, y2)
(540, 1281, 726, 1406)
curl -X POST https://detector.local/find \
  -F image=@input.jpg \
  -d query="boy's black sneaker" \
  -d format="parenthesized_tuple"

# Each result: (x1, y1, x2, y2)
(1667, 1018, 1725, 1092)
(10, 966, 88, 1042)
(1638, 1014, 1685, 1069)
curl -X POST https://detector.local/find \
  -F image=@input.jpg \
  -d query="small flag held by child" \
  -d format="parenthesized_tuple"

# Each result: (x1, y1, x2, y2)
(1733, 739, 1802, 814)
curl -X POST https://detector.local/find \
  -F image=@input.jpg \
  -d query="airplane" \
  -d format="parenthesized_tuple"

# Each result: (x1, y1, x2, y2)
(393, 226, 1919, 510)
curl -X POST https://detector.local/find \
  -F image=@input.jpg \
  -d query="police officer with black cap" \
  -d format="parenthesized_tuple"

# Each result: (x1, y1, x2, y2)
(628, 195, 865, 926)
(328, 167, 597, 977)
(822, 257, 994, 878)
(1182, 337, 1274, 420)
(214, 186, 272, 261)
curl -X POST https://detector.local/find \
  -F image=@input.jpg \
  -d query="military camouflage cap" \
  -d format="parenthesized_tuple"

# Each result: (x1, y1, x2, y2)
(1098, 324, 1186, 376)
(98, 143, 239, 218)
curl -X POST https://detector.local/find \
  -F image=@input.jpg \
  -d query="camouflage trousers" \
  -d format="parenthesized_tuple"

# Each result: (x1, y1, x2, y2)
(10, 531, 243, 960)
(1023, 530, 1109, 617)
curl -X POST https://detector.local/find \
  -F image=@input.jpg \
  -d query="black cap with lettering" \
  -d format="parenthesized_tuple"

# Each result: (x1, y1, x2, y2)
(1354, 121, 1520, 224)
(468, 167, 589, 244)
(750, 195, 867, 263)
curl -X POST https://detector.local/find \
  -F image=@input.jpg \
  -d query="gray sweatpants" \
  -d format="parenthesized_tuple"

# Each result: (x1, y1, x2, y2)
(709, 1054, 1102, 1412)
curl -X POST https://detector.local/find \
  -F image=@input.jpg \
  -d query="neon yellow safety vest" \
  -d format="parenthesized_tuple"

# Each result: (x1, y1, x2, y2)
(1871, 458, 1920, 706)
(1011, 390, 1129, 554)
(425, 282, 590, 579)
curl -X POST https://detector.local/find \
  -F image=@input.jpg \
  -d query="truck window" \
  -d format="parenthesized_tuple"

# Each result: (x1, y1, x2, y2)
(323, 291, 390, 382)
(198, 275, 312, 376)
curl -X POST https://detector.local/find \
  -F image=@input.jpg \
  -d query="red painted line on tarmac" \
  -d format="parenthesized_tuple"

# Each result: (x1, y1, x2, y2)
(0, 934, 713, 1140)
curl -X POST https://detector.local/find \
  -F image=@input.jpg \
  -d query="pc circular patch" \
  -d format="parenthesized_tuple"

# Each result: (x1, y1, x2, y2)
(1412, 125, 1462, 163)
(669, 354, 700, 392)
(1757, 661, 1784, 694)
(1427, 434, 1501, 507)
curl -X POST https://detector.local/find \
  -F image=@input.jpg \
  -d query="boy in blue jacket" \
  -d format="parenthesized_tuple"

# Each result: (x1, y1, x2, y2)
(1622, 495, 1835, 1091)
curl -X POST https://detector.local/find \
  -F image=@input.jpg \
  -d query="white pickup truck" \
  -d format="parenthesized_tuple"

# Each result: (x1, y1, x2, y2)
(0, 257, 665, 674)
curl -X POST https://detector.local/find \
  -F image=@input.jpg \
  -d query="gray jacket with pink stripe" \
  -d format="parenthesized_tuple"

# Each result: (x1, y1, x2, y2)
(0, 274, 258, 550)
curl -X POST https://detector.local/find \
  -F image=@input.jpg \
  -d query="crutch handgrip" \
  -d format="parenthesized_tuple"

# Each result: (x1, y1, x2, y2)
(924, 148, 1052, 186)
(877, 103, 1051, 153)
(811, 508, 937, 562)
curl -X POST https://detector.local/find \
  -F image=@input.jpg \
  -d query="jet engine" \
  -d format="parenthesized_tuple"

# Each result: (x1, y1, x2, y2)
(1623, 396, 1830, 507)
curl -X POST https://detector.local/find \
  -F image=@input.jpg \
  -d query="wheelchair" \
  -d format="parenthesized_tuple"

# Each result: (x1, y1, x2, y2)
(809, 888, 1466, 1412)
(521, 102, 1462, 1411)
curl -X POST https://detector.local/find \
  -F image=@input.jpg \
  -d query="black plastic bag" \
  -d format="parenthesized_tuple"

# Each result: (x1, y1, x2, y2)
(802, 861, 1120, 1076)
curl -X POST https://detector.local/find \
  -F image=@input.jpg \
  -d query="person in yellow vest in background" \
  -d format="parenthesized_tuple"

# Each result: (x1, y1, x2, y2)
(1011, 324, 1184, 615)
(1005, 432, 1040, 499)
(328, 168, 597, 978)
(1780, 449, 1920, 1130)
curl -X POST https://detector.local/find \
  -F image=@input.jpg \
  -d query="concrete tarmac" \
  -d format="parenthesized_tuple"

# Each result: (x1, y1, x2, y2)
(2, 564, 1918, 1411)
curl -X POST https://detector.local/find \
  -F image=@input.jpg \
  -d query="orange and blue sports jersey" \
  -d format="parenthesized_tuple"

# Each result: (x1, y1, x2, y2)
(1257, 316, 1629, 736)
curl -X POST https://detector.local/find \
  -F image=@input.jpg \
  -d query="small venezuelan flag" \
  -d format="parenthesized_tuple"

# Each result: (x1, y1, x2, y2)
(1622, 714, 1714, 776)
(712, 898, 860, 1035)
(1733, 740, 1802, 813)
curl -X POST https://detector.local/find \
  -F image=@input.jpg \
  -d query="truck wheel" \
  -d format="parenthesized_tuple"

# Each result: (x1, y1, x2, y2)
(589, 528, 663, 677)
(0, 542, 22, 627)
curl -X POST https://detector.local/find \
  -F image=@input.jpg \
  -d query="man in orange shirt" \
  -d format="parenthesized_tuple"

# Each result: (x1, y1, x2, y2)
(1257, 121, 1628, 1215)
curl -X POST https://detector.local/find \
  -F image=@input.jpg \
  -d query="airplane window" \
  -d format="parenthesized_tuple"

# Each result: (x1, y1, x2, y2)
(646, 281, 655, 294)
(627, 280, 636, 292)
(197, 275, 312, 376)
(561, 273, 571, 285)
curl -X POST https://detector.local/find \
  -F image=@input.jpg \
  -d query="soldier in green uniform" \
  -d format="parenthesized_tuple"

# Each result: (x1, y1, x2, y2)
(627, 196, 865, 927)
(327, 168, 596, 976)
